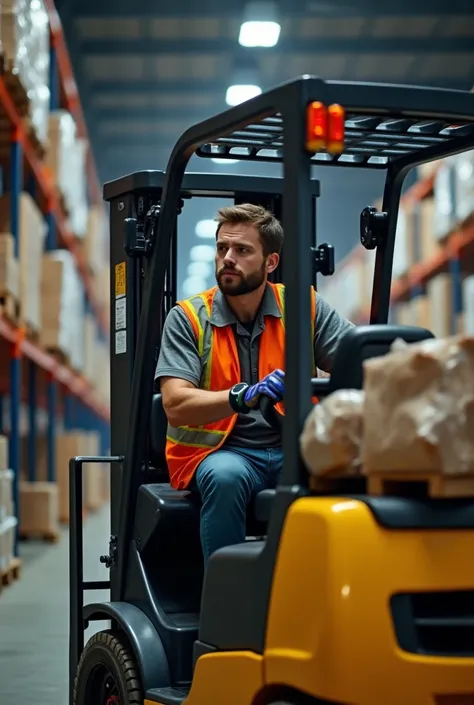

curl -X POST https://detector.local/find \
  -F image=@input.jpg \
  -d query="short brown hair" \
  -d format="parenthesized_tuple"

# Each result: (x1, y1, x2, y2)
(215, 203, 283, 256)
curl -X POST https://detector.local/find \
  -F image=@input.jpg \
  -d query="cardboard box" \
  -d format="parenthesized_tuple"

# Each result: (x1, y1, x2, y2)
(0, 233, 19, 300)
(0, 516, 17, 571)
(426, 274, 453, 338)
(0, 192, 47, 331)
(0, 469, 14, 523)
(19, 481, 59, 537)
(453, 151, 474, 224)
(463, 275, 474, 336)
(433, 162, 457, 241)
(39, 250, 85, 369)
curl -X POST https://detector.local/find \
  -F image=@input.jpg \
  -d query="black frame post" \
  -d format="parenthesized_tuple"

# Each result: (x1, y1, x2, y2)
(280, 84, 319, 488)
(68, 455, 122, 705)
(370, 164, 409, 324)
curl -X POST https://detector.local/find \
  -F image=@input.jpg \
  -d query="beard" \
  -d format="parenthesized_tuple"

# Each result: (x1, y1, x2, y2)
(216, 261, 266, 296)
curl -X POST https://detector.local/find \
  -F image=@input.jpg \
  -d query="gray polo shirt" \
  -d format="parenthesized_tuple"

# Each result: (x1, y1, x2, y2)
(155, 284, 354, 448)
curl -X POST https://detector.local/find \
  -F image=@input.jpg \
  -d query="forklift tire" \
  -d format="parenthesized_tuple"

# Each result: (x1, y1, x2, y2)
(73, 629, 143, 705)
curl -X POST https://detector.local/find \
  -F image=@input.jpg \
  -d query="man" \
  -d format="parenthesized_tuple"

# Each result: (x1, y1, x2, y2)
(156, 203, 354, 565)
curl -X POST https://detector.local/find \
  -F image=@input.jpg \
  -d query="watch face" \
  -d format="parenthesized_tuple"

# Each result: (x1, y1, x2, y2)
(232, 383, 247, 395)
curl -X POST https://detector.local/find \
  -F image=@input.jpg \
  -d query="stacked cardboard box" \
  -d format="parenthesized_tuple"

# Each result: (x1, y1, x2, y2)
(0, 0, 50, 145)
(85, 205, 108, 275)
(44, 111, 88, 237)
(55, 431, 106, 522)
(39, 249, 85, 369)
(0, 232, 19, 317)
(19, 430, 108, 527)
(44, 111, 76, 205)
(0, 435, 17, 574)
(0, 192, 46, 333)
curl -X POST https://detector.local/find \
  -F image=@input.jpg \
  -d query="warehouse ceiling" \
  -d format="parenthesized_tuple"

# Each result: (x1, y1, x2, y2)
(55, 0, 474, 187)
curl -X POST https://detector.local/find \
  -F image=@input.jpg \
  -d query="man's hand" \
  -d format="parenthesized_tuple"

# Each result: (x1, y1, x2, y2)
(244, 369, 285, 409)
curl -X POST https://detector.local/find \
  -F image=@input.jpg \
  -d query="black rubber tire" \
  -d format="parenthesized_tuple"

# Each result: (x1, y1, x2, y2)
(73, 629, 143, 705)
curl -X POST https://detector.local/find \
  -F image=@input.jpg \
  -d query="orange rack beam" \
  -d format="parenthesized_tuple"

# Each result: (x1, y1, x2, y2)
(391, 220, 474, 302)
(0, 315, 109, 421)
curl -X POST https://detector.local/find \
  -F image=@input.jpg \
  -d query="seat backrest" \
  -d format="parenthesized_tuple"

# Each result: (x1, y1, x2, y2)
(330, 324, 434, 391)
(149, 393, 168, 468)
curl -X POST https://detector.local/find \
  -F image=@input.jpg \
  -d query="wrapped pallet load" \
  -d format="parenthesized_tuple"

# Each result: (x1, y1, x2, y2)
(300, 389, 365, 480)
(0, 0, 50, 146)
(363, 335, 474, 493)
(40, 250, 85, 371)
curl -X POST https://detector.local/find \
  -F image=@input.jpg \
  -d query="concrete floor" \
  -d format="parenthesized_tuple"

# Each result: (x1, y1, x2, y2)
(0, 505, 111, 705)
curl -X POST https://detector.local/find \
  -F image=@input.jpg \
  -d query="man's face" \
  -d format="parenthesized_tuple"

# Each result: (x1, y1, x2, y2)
(215, 222, 278, 297)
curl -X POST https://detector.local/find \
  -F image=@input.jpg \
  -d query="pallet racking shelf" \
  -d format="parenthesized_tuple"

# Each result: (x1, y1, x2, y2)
(0, 0, 110, 558)
(327, 158, 474, 326)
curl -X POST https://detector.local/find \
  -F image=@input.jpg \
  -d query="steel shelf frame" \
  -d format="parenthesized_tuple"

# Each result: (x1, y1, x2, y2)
(0, 0, 110, 554)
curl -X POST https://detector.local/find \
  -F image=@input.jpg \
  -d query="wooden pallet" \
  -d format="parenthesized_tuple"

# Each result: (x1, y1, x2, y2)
(367, 471, 474, 499)
(0, 557, 21, 590)
(308, 470, 474, 500)
(308, 471, 365, 495)
(19, 530, 61, 544)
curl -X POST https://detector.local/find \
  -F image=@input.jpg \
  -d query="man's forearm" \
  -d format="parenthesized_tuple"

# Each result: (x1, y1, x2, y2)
(165, 387, 234, 427)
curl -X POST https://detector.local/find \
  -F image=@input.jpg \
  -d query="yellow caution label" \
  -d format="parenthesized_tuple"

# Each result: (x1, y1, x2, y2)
(115, 261, 126, 298)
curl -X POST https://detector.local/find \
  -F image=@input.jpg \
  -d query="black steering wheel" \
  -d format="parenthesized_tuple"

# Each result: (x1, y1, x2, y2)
(259, 376, 333, 432)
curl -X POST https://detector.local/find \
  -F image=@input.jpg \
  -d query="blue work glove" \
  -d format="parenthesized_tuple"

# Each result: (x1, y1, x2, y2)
(244, 369, 285, 409)
(229, 370, 285, 414)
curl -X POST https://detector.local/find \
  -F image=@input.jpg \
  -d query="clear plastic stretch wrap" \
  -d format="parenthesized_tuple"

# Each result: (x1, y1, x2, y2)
(363, 335, 474, 475)
(300, 389, 365, 477)
(1, 0, 50, 144)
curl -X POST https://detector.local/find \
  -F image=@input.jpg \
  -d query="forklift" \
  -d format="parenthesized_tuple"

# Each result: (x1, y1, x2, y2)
(69, 76, 474, 705)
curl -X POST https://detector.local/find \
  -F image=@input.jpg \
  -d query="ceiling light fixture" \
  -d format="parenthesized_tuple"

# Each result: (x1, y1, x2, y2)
(195, 220, 216, 239)
(190, 244, 215, 262)
(238, 1, 281, 48)
(225, 83, 262, 107)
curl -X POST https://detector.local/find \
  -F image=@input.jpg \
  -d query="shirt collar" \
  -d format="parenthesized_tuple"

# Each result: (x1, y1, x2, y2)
(210, 283, 281, 328)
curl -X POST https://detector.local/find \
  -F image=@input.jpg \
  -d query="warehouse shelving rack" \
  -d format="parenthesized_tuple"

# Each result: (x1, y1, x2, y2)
(331, 89, 474, 328)
(0, 0, 110, 556)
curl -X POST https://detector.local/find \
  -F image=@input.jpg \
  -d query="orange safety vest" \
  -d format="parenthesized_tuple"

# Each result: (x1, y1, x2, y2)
(165, 281, 317, 490)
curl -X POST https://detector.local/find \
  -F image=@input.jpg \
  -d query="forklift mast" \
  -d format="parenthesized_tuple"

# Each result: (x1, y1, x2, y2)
(103, 170, 320, 589)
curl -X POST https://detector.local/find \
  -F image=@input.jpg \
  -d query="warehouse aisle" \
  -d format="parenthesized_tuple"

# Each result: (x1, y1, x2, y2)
(0, 505, 111, 705)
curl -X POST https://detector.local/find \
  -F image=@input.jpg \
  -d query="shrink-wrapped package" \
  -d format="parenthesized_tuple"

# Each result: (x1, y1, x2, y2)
(363, 336, 474, 476)
(300, 389, 365, 477)
(0, 0, 50, 144)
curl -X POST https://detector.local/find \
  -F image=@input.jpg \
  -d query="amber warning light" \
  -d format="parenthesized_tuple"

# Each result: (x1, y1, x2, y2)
(305, 101, 345, 154)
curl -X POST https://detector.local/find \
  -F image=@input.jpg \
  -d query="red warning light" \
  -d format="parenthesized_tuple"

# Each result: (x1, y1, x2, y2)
(327, 103, 345, 154)
(305, 101, 327, 153)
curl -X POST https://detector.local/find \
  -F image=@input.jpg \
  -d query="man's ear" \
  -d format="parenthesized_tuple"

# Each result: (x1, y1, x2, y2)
(266, 253, 279, 274)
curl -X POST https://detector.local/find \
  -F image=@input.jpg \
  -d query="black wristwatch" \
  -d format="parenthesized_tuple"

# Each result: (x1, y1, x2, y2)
(229, 382, 250, 414)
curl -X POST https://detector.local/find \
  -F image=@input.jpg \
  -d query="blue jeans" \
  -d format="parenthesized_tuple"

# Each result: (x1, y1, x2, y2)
(191, 445, 283, 565)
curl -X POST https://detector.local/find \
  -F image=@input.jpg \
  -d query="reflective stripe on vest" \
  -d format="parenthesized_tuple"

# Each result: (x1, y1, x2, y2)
(165, 282, 316, 490)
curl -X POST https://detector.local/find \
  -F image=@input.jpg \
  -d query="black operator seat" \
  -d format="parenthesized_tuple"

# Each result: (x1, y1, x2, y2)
(135, 393, 274, 554)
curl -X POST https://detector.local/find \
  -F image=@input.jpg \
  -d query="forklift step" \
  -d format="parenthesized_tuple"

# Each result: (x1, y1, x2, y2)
(145, 686, 190, 704)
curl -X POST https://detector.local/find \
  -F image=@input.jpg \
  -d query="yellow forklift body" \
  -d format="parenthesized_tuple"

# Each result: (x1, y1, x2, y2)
(264, 496, 474, 705)
(148, 496, 474, 705)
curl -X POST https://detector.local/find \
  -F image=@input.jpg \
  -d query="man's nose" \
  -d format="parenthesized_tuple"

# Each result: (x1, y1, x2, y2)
(223, 249, 236, 264)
